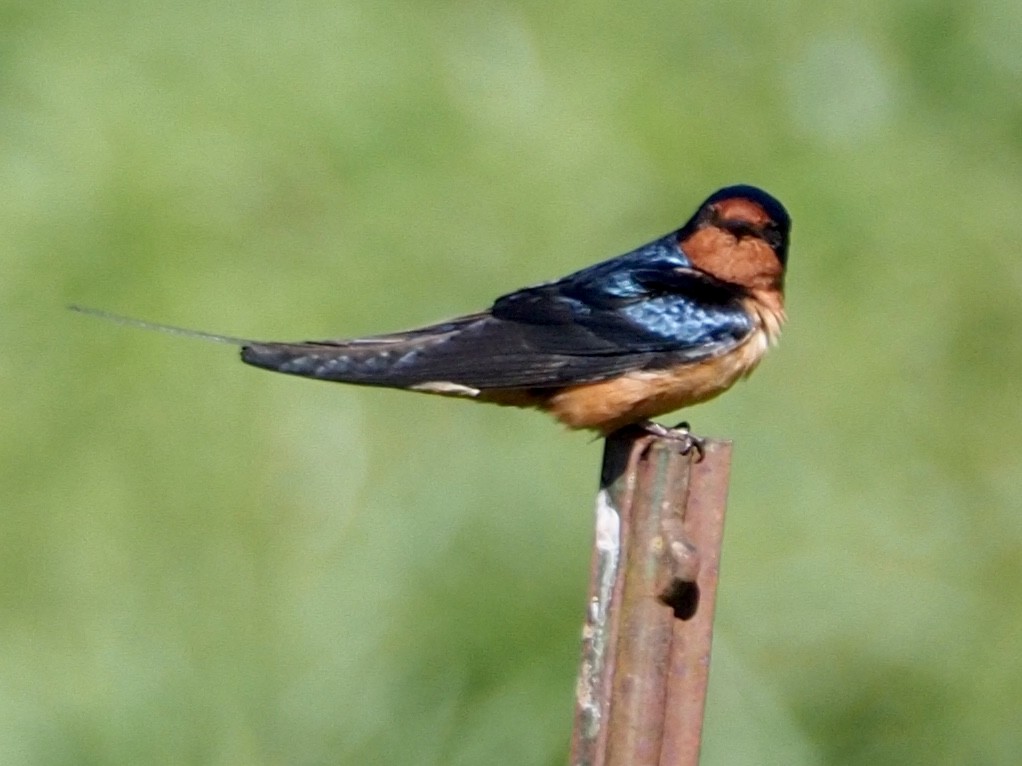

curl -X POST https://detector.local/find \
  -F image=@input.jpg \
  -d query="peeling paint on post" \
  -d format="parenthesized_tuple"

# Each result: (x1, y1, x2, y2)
(569, 427, 733, 766)
(574, 490, 621, 748)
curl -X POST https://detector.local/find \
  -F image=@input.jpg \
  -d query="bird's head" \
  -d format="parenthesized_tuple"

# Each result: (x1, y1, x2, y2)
(679, 185, 791, 295)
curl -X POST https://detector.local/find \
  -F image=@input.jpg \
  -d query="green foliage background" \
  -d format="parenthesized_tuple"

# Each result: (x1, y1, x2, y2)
(3, 1, 1021, 763)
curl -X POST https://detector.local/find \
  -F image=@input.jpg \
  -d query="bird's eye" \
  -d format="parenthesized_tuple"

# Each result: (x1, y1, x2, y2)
(761, 223, 782, 249)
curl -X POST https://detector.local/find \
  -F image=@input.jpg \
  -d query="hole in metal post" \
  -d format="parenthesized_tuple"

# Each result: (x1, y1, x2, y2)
(660, 580, 700, 621)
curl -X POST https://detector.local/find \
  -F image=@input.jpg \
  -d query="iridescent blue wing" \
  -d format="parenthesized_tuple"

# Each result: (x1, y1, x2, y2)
(241, 234, 755, 389)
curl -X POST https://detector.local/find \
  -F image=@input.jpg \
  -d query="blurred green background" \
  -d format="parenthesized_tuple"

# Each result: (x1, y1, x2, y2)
(3, 1, 1021, 763)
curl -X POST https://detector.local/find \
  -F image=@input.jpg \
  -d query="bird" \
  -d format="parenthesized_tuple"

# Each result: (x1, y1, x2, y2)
(73, 184, 790, 439)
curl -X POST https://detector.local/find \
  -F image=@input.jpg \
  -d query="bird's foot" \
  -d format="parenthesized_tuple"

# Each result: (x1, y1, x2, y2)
(638, 420, 706, 461)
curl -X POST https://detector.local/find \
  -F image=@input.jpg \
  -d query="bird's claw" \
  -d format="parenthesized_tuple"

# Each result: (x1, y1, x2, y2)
(637, 420, 706, 461)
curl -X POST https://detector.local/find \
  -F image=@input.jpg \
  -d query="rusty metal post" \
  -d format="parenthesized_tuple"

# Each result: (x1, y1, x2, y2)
(570, 427, 733, 766)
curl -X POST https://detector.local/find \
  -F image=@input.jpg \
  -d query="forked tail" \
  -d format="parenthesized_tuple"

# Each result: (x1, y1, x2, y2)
(69, 305, 252, 345)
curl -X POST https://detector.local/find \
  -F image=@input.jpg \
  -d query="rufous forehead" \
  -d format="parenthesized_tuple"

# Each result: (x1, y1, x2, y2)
(713, 198, 772, 225)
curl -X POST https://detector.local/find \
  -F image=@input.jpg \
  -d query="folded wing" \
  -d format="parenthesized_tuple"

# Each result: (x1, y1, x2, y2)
(241, 266, 756, 390)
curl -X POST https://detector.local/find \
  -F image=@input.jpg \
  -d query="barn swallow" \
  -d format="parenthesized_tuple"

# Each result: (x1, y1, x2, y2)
(73, 184, 790, 438)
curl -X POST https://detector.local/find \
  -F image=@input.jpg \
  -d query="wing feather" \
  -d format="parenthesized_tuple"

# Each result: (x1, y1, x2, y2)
(241, 261, 756, 390)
